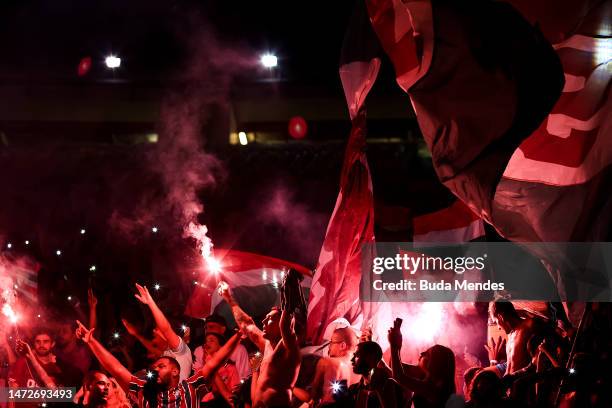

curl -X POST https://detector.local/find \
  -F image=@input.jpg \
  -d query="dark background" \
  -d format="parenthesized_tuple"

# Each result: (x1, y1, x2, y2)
(0, 0, 456, 337)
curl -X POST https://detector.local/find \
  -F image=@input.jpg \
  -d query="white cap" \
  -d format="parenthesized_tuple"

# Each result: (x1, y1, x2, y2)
(322, 317, 359, 340)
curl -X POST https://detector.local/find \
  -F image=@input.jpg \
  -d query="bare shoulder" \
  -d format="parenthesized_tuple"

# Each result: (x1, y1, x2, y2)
(316, 356, 333, 369)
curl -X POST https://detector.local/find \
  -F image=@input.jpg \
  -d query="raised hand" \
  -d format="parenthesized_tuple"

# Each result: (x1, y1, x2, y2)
(280, 269, 306, 314)
(360, 326, 372, 343)
(387, 318, 403, 349)
(484, 336, 506, 363)
(121, 319, 139, 336)
(15, 339, 33, 357)
(537, 338, 549, 355)
(75, 320, 95, 344)
(134, 283, 154, 305)
(88, 288, 98, 308)
(218, 281, 233, 303)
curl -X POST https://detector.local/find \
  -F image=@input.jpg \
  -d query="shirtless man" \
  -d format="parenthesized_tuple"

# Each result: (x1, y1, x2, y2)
(489, 301, 538, 375)
(218, 281, 301, 407)
(307, 327, 359, 405)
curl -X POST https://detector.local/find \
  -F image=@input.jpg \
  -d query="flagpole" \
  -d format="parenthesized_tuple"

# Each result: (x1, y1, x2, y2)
(554, 303, 591, 406)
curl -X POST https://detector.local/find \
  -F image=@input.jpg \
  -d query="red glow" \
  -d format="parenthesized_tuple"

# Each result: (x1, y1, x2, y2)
(288, 116, 308, 139)
(77, 56, 92, 77)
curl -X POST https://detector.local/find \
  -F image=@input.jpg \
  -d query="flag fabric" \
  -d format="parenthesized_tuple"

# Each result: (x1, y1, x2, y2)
(412, 199, 485, 244)
(305, 113, 377, 344)
(485, 0, 612, 299)
(362, 0, 610, 243)
(184, 250, 311, 319)
(358, 0, 612, 297)
(379, 0, 564, 219)
(491, 1, 612, 244)
(306, 0, 381, 344)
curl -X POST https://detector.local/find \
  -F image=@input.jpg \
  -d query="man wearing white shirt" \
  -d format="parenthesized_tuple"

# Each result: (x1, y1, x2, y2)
(193, 314, 250, 380)
(134, 283, 194, 381)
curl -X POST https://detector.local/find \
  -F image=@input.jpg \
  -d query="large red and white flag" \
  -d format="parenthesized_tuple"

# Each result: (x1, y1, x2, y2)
(305, 117, 376, 344)
(306, 0, 381, 345)
(356, 0, 610, 297)
(184, 250, 311, 319)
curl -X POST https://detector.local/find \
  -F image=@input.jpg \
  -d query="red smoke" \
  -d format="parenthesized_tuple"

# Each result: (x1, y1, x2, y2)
(109, 22, 259, 246)
(259, 184, 328, 266)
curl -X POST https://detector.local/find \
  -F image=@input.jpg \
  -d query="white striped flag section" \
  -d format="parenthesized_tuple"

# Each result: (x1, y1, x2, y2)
(492, 0, 612, 244)
(412, 199, 485, 244)
(490, 1, 612, 297)
(184, 249, 311, 319)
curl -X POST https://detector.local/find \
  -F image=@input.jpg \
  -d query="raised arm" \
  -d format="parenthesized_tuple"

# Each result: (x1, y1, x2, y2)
(388, 319, 406, 381)
(134, 283, 181, 350)
(122, 318, 164, 357)
(75, 320, 132, 391)
(279, 310, 299, 354)
(218, 281, 266, 351)
(199, 333, 241, 378)
(538, 341, 560, 368)
(88, 288, 98, 334)
(16, 340, 56, 388)
(387, 320, 439, 400)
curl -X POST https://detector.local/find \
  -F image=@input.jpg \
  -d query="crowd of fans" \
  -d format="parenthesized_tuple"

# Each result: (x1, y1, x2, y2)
(1, 274, 610, 408)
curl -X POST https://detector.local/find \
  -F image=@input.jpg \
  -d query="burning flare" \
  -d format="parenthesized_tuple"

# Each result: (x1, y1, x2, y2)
(2, 303, 18, 324)
(408, 303, 444, 343)
(185, 222, 221, 273)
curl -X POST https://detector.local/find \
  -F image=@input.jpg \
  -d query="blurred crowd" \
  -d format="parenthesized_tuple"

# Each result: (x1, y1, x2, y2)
(1, 275, 611, 408)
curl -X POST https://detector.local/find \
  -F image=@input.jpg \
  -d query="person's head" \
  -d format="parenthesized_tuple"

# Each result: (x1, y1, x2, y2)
(32, 328, 55, 357)
(469, 370, 503, 404)
(204, 332, 226, 356)
(421, 345, 456, 395)
(205, 314, 228, 335)
(490, 301, 520, 334)
(463, 366, 482, 398)
(329, 327, 357, 358)
(83, 371, 111, 405)
(351, 341, 382, 375)
(56, 320, 76, 347)
(147, 329, 167, 360)
(150, 356, 181, 388)
(261, 307, 282, 342)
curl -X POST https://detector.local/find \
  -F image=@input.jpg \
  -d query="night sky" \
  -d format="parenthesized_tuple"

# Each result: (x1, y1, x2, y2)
(0, 0, 447, 329)
(0, 0, 355, 86)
